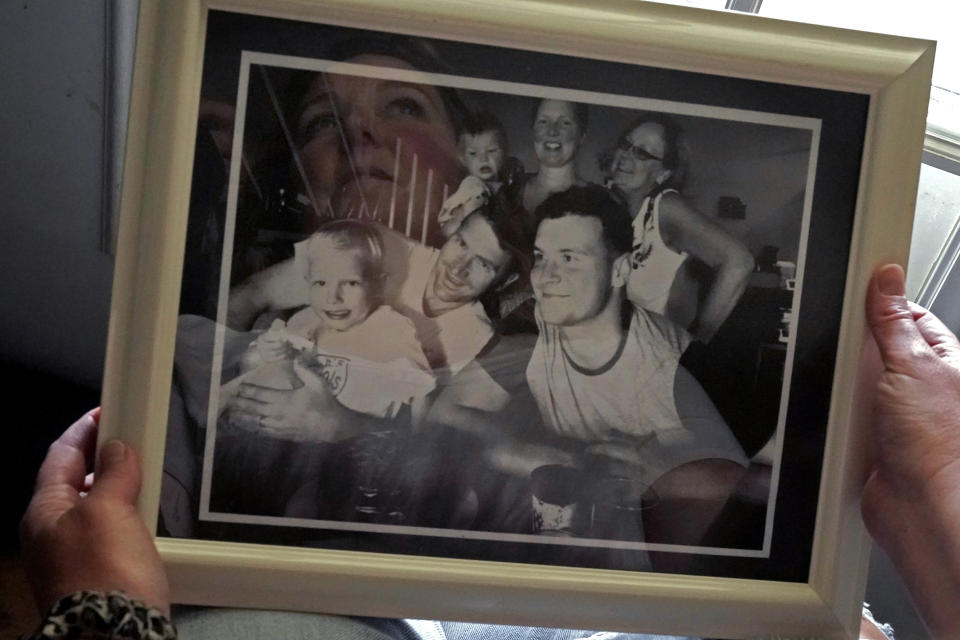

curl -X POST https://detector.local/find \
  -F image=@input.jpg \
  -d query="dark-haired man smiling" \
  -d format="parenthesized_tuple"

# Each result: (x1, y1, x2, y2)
(526, 186, 747, 549)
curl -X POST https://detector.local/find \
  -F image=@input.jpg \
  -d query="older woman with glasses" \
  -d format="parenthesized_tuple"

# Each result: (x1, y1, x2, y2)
(606, 113, 754, 342)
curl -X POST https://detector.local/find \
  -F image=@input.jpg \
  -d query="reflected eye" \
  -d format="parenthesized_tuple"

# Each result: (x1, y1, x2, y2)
(299, 114, 338, 143)
(313, 280, 327, 287)
(296, 99, 340, 145)
(384, 96, 427, 119)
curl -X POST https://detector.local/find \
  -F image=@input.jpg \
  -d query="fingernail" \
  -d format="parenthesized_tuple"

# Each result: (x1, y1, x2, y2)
(101, 440, 126, 465)
(876, 264, 905, 296)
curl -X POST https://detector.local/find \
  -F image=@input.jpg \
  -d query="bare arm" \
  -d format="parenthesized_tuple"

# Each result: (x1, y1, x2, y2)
(427, 360, 576, 476)
(642, 457, 745, 546)
(227, 257, 305, 330)
(428, 395, 574, 476)
(659, 193, 754, 342)
(585, 431, 745, 558)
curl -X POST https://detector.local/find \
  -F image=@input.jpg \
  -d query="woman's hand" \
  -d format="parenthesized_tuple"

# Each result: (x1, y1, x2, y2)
(863, 263, 960, 637)
(19, 409, 170, 616)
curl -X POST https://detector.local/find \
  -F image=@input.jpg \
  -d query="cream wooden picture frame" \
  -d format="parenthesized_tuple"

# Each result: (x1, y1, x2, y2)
(99, 1, 934, 637)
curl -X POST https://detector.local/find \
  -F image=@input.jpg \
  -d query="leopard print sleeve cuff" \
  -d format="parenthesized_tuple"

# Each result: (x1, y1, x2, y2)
(20, 591, 176, 640)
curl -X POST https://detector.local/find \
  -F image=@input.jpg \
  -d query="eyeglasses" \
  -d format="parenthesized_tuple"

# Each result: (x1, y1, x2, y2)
(616, 137, 663, 163)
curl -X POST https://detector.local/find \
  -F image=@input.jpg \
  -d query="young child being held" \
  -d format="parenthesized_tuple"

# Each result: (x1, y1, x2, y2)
(240, 219, 434, 421)
(437, 109, 524, 238)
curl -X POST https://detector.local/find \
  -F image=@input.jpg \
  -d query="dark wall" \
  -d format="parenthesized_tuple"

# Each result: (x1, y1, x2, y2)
(0, 0, 111, 551)
(0, 1, 114, 390)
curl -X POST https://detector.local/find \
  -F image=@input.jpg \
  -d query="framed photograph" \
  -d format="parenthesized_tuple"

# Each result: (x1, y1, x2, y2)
(100, 1, 934, 637)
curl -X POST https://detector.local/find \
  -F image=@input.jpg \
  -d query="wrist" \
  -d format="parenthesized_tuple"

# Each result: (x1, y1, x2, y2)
(21, 590, 176, 640)
(864, 473, 960, 636)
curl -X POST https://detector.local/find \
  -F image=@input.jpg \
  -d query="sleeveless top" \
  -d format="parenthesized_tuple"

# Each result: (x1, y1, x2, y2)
(626, 188, 687, 315)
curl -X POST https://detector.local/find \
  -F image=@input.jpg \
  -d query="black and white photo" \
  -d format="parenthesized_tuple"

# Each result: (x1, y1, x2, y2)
(157, 9, 864, 583)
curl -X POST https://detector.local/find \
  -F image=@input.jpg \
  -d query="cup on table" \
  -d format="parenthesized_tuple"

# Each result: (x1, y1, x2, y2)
(530, 464, 582, 536)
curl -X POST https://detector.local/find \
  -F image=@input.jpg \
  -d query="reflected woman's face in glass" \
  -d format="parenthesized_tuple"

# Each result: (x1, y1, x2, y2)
(294, 55, 462, 231)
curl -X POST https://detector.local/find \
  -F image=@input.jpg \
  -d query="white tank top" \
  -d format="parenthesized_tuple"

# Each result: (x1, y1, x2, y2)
(626, 188, 687, 315)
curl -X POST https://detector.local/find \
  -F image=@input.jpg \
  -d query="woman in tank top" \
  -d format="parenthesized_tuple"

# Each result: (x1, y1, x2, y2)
(604, 113, 754, 342)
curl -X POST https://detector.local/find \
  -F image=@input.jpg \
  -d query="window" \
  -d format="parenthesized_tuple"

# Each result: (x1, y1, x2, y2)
(757, 0, 960, 168)
(649, 0, 960, 307)
(650, 0, 960, 159)
(755, 1, 960, 306)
